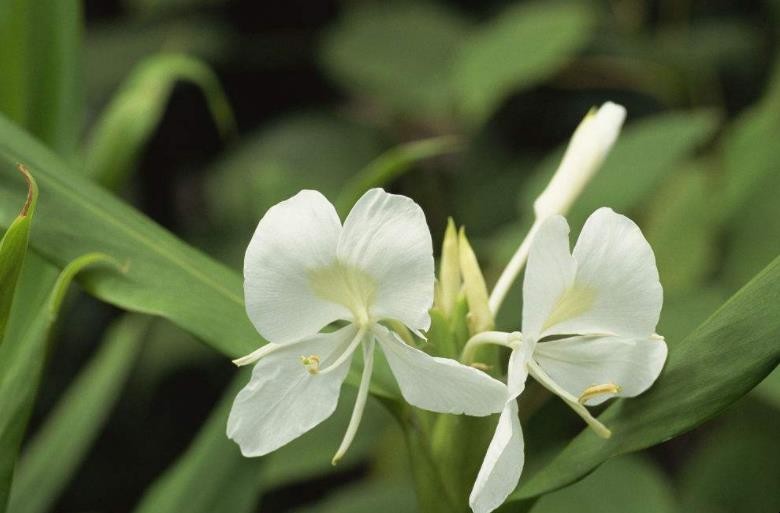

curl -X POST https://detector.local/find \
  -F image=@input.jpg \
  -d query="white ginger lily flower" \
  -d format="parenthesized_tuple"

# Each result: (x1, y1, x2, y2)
(227, 188, 507, 463)
(468, 207, 668, 513)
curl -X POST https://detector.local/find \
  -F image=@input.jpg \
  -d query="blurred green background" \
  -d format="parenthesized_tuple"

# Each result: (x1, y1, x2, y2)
(1, 0, 779, 512)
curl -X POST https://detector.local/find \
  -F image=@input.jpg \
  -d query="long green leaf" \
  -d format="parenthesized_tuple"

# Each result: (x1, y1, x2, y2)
(0, 0, 82, 157)
(7, 314, 149, 513)
(133, 373, 262, 513)
(508, 254, 780, 501)
(0, 253, 116, 513)
(0, 166, 37, 343)
(84, 53, 236, 188)
(0, 115, 258, 358)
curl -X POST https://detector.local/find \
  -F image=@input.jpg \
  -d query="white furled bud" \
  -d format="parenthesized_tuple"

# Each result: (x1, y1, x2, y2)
(533, 102, 626, 219)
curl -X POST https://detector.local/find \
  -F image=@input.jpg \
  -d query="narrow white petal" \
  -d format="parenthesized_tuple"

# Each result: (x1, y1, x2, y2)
(521, 215, 577, 340)
(226, 326, 356, 457)
(338, 188, 434, 331)
(545, 207, 662, 339)
(374, 326, 507, 416)
(244, 190, 347, 344)
(507, 338, 535, 401)
(332, 337, 374, 464)
(469, 401, 524, 513)
(534, 334, 668, 406)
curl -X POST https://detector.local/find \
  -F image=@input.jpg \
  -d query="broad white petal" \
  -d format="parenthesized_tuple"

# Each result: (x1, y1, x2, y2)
(374, 326, 506, 416)
(469, 401, 524, 513)
(521, 215, 577, 340)
(544, 207, 662, 338)
(244, 190, 347, 344)
(338, 188, 434, 331)
(226, 326, 357, 456)
(534, 334, 667, 406)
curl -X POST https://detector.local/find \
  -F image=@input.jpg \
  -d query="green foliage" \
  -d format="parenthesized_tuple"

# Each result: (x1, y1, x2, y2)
(0, 116, 258, 358)
(7, 314, 149, 513)
(0, 0, 82, 157)
(0, 253, 115, 513)
(84, 53, 236, 188)
(528, 455, 676, 513)
(453, 1, 594, 124)
(335, 136, 463, 215)
(509, 254, 780, 501)
(678, 400, 780, 513)
(0, 166, 36, 344)
(320, 2, 469, 120)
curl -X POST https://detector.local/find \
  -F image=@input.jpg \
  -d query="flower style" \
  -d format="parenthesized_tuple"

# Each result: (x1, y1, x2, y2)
(468, 208, 668, 513)
(227, 188, 507, 463)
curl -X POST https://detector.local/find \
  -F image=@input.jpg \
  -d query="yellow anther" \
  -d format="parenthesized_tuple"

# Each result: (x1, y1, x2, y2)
(578, 383, 621, 404)
(470, 362, 493, 372)
(300, 355, 321, 374)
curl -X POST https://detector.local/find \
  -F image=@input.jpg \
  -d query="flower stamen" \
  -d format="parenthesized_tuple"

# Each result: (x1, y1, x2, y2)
(578, 383, 621, 404)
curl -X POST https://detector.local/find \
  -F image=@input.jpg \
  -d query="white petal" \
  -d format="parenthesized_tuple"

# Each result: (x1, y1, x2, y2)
(469, 401, 524, 513)
(374, 326, 506, 416)
(244, 190, 347, 344)
(226, 326, 357, 456)
(338, 188, 434, 331)
(521, 215, 577, 340)
(534, 334, 668, 406)
(545, 207, 662, 338)
(507, 339, 535, 400)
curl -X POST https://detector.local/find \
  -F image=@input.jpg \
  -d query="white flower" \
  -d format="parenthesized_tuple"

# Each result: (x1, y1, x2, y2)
(227, 188, 507, 463)
(469, 207, 667, 513)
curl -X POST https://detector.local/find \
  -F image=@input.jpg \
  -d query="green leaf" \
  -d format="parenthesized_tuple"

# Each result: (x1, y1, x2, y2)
(336, 135, 463, 215)
(319, 2, 469, 119)
(134, 374, 393, 513)
(678, 399, 780, 513)
(0, 0, 82, 157)
(7, 314, 149, 513)
(453, 1, 594, 124)
(132, 373, 263, 513)
(643, 164, 717, 296)
(289, 478, 418, 513)
(203, 112, 383, 263)
(719, 60, 780, 221)
(0, 165, 37, 344)
(527, 455, 676, 513)
(509, 253, 780, 501)
(722, 159, 780, 290)
(0, 252, 116, 513)
(84, 52, 236, 188)
(0, 115, 258, 358)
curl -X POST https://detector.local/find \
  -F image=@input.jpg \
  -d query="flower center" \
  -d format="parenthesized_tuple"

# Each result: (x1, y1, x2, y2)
(308, 261, 377, 326)
(300, 355, 321, 374)
(543, 284, 596, 331)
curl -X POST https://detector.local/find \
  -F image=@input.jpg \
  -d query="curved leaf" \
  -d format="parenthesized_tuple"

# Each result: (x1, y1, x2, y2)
(84, 52, 236, 188)
(0, 253, 116, 512)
